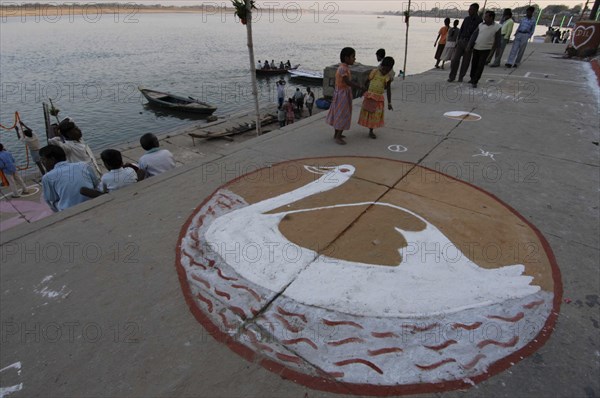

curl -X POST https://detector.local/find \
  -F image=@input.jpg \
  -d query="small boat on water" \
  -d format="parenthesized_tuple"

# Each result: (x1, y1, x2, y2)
(139, 87, 217, 115)
(288, 69, 324, 82)
(255, 64, 300, 76)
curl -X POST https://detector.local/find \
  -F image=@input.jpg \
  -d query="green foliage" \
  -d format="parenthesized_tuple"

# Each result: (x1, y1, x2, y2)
(513, 4, 539, 14)
(544, 4, 569, 14)
(231, 0, 256, 19)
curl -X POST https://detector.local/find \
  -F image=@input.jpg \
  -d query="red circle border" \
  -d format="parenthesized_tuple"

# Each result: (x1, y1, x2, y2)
(174, 156, 563, 396)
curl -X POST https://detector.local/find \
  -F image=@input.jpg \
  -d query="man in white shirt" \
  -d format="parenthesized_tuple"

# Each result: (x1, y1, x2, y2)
(276, 78, 286, 107)
(138, 133, 175, 178)
(467, 10, 501, 88)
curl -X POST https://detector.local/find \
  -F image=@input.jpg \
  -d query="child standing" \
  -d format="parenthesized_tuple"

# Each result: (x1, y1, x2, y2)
(305, 87, 315, 116)
(441, 20, 460, 65)
(285, 98, 295, 125)
(277, 105, 286, 127)
(434, 18, 450, 68)
(0, 143, 31, 198)
(358, 56, 395, 139)
(326, 47, 365, 145)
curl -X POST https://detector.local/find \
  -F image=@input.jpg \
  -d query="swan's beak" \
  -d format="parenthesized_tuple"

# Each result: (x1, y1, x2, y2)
(304, 165, 337, 175)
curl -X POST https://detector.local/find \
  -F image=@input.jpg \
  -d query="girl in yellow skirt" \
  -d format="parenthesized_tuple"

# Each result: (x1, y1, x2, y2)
(358, 56, 395, 139)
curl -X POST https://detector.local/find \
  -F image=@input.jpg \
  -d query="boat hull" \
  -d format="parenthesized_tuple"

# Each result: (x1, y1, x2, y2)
(255, 64, 299, 76)
(139, 88, 217, 115)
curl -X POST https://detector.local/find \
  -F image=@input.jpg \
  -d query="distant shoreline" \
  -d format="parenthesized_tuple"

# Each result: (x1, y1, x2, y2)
(0, 4, 380, 19)
(0, 5, 218, 18)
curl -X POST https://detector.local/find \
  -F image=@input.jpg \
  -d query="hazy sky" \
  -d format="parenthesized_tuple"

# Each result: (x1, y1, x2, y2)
(6, 0, 586, 13)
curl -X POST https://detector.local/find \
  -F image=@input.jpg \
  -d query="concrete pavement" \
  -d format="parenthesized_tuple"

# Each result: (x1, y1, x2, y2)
(1, 43, 599, 397)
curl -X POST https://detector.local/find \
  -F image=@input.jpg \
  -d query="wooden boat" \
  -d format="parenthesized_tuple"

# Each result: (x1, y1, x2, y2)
(139, 87, 217, 115)
(255, 64, 300, 76)
(288, 69, 324, 82)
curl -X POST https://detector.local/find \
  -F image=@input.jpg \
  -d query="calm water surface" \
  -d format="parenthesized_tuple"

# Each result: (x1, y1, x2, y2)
(0, 12, 546, 163)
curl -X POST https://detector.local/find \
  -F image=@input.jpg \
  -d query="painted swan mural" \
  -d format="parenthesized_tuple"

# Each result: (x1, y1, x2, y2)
(177, 158, 560, 395)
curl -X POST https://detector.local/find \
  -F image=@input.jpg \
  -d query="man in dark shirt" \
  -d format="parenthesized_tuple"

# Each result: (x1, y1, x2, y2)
(447, 3, 483, 82)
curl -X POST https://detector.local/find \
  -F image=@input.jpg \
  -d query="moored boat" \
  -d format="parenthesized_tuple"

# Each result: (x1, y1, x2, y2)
(288, 69, 324, 82)
(138, 87, 217, 115)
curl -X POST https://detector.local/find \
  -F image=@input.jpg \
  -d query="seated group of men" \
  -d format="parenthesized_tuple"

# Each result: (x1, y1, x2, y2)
(258, 59, 291, 70)
(40, 128, 175, 213)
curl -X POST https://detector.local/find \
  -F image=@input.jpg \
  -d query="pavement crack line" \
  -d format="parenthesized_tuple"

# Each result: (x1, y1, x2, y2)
(414, 105, 478, 166)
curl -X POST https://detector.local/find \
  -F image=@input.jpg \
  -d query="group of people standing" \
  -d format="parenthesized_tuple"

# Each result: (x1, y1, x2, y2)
(546, 27, 570, 44)
(277, 81, 316, 127)
(437, 3, 536, 88)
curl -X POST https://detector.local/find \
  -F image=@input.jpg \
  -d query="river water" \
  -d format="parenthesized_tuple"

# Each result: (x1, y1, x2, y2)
(0, 10, 546, 163)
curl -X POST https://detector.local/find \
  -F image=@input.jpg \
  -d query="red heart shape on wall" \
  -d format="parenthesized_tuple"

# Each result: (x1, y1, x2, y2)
(572, 25, 595, 49)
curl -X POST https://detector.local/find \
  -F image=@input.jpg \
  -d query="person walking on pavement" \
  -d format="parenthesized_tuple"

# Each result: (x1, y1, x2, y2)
(468, 10, 501, 88)
(447, 3, 482, 83)
(434, 18, 450, 69)
(489, 9, 514, 67)
(440, 20, 460, 65)
(305, 87, 315, 116)
(505, 6, 536, 68)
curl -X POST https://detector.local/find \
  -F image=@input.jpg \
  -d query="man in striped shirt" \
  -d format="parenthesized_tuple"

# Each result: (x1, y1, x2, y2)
(489, 9, 514, 67)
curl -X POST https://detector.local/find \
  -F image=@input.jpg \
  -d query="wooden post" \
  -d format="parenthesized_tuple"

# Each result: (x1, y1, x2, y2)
(590, 0, 599, 20)
(245, 0, 261, 136)
(402, 0, 411, 81)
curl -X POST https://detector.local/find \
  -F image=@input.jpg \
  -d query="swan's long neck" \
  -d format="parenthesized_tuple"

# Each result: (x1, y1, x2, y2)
(245, 171, 351, 214)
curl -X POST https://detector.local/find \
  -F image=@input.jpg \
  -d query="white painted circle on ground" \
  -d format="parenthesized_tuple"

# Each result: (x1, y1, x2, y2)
(444, 111, 482, 121)
(21, 186, 40, 197)
(388, 144, 407, 153)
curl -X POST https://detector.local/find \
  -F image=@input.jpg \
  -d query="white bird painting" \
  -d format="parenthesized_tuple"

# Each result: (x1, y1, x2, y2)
(179, 159, 558, 390)
(205, 164, 540, 318)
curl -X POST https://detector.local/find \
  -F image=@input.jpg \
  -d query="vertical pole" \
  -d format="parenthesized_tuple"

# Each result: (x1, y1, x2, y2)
(580, 0, 589, 20)
(590, 0, 599, 20)
(559, 15, 566, 27)
(550, 14, 556, 26)
(402, 0, 411, 81)
(245, 0, 261, 136)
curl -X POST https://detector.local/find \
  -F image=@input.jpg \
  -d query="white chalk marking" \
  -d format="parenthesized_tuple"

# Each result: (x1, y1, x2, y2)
(0, 384, 23, 398)
(19, 187, 40, 197)
(34, 275, 70, 299)
(524, 72, 556, 78)
(0, 362, 23, 398)
(473, 148, 500, 161)
(0, 362, 21, 374)
(388, 144, 407, 153)
(443, 111, 481, 121)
